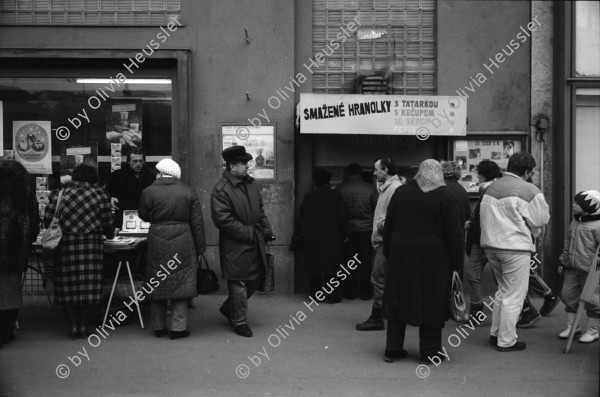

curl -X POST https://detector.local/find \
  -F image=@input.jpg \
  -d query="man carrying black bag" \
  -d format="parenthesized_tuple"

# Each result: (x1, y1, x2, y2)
(211, 146, 273, 338)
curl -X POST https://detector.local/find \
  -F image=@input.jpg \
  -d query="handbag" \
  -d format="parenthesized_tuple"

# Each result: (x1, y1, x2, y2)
(258, 243, 275, 292)
(448, 271, 470, 324)
(196, 254, 220, 294)
(40, 189, 64, 254)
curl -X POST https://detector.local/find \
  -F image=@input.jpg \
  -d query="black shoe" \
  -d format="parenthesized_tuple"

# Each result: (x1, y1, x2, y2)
(497, 341, 526, 352)
(154, 328, 168, 338)
(219, 305, 233, 326)
(325, 296, 342, 304)
(356, 316, 384, 331)
(2, 331, 15, 345)
(170, 330, 190, 340)
(383, 349, 408, 362)
(233, 324, 253, 337)
(69, 326, 79, 340)
(490, 335, 498, 346)
(540, 295, 560, 317)
(78, 325, 91, 339)
(516, 310, 541, 328)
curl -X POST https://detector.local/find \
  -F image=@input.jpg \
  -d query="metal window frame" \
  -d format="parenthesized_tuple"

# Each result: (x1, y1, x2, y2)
(312, 0, 436, 95)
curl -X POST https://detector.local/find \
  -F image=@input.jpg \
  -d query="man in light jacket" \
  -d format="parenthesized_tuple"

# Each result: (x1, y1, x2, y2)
(211, 146, 273, 338)
(356, 157, 404, 331)
(480, 152, 550, 352)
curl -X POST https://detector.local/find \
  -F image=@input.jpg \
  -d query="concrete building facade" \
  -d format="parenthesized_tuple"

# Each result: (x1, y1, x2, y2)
(0, 0, 598, 293)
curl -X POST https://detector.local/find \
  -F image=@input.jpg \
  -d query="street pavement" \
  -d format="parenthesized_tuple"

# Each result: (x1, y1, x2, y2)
(0, 290, 598, 397)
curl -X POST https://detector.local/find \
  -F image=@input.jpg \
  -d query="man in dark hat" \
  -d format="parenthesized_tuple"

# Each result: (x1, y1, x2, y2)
(211, 145, 273, 337)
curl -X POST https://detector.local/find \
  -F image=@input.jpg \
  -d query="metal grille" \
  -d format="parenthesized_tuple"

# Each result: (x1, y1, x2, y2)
(313, 0, 436, 94)
(0, 0, 181, 25)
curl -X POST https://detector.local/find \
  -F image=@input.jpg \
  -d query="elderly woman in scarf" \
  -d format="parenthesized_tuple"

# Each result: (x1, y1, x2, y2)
(381, 160, 464, 363)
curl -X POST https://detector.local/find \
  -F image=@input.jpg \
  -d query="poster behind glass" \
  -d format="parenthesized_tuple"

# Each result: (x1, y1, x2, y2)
(105, 99, 143, 153)
(453, 138, 522, 193)
(221, 125, 275, 180)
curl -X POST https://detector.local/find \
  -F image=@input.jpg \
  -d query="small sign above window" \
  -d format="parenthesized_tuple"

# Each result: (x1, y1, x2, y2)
(356, 29, 388, 41)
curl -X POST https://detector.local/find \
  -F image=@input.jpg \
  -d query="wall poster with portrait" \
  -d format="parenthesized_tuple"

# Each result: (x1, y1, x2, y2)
(221, 124, 276, 180)
(451, 136, 527, 195)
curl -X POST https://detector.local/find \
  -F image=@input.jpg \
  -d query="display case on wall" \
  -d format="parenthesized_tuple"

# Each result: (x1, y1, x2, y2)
(449, 134, 529, 196)
(221, 123, 276, 180)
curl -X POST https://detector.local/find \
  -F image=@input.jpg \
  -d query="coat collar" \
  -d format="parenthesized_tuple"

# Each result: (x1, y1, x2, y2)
(378, 174, 400, 193)
(154, 177, 179, 186)
(574, 213, 600, 222)
(223, 170, 254, 187)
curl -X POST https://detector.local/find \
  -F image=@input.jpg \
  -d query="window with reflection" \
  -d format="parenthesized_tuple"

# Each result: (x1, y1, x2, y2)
(0, 77, 172, 187)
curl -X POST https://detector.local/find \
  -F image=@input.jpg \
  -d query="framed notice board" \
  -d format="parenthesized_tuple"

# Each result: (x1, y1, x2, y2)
(221, 123, 276, 180)
(450, 135, 528, 195)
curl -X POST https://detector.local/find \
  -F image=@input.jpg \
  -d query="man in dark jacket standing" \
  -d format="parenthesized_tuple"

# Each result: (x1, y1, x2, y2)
(107, 148, 156, 229)
(337, 163, 378, 300)
(211, 146, 273, 337)
(441, 160, 471, 233)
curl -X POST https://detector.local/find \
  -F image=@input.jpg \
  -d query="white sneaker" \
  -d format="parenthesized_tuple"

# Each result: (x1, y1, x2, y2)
(578, 327, 599, 343)
(559, 325, 581, 339)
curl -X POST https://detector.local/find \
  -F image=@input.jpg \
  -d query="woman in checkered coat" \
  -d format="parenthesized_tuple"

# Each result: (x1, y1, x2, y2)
(44, 164, 114, 339)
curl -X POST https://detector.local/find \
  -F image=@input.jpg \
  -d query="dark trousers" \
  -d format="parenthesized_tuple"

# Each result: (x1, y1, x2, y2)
(0, 309, 18, 344)
(309, 275, 340, 300)
(386, 320, 442, 357)
(221, 280, 260, 327)
(343, 231, 373, 299)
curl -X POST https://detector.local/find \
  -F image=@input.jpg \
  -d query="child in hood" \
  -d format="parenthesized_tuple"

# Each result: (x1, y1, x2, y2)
(558, 190, 600, 343)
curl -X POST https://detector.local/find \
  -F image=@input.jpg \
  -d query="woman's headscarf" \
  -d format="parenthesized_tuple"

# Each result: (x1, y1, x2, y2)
(414, 159, 446, 193)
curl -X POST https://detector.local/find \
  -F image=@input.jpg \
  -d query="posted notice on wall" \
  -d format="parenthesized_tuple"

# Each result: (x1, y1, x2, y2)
(60, 144, 98, 178)
(222, 125, 275, 179)
(105, 100, 142, 153)
(453, 138, 522, 193)
(13, 121, 52, 174)
(299, 93, 467, 137)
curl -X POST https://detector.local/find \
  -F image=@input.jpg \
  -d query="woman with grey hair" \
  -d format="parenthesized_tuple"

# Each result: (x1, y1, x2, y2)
(381, 159, 464, 363)
(139, 158, 205, 340)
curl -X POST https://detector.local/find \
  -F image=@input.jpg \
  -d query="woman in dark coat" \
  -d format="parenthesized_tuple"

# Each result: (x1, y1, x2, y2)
(382, 159, 464, 363)
(138, 158, 205, 340)
(0, 160, 39, 347)
(300, 168, 349, 303)
(44, 164, 114, 339)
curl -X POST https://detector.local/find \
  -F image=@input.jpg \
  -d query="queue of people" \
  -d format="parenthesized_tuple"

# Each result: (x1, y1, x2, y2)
(298, 152, 597, 362)
(1, 148, 598, 362)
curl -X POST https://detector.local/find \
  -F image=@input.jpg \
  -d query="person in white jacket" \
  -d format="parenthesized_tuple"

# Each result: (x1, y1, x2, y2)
(356, 158, 407, 331)
(480, 152, 550, 352)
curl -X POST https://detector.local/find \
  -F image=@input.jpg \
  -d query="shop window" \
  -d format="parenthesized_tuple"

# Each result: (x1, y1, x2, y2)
(0, 0, 181, 25)
(312, 0, 436, 94)
(575, 1, 600, 77)
(574, 88, 600, 192)
(0, 76, 172, 188)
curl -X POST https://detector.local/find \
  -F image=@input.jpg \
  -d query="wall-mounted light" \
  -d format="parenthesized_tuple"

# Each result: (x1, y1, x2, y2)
(245, 27, 251, 44)
(535, 117, 548, 142)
